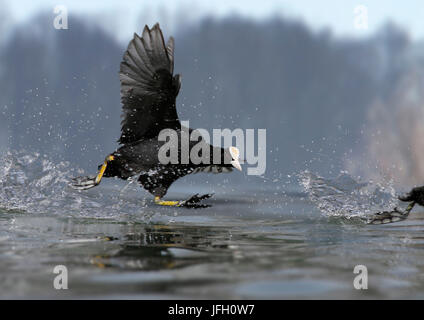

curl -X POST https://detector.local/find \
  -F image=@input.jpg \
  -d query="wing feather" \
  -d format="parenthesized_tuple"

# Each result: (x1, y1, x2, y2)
(119, 23, 180, 144)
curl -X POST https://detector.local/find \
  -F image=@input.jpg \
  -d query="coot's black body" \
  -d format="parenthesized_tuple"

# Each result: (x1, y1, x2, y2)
(399, 186, 424, 206)
(104, 130, 233, 198)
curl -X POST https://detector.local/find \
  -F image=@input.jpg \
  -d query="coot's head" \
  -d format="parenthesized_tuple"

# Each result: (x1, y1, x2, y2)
(229, 146, 242, 171)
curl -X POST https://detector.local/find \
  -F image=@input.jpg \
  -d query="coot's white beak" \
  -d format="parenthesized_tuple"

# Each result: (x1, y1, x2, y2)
(229, 147, 242, 171)
(231, 159, 242, 171)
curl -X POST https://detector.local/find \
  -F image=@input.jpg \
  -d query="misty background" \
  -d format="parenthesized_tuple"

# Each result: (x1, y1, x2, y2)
(0, 1, 423, 187)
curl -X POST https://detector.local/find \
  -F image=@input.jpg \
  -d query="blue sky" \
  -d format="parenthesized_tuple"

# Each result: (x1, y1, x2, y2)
(3, 0, 423, 41)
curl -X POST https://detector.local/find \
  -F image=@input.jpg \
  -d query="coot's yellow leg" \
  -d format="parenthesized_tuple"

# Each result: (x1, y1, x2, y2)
(154, 194, 213, 208)
(369, 201, 415, 224)
(154, 196, 181, 207)
(70, 155, 115, 190)
(95, 155, 115, 185)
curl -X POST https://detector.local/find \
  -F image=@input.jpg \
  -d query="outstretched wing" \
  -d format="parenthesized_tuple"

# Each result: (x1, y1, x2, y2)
(119, 23, 181, 144)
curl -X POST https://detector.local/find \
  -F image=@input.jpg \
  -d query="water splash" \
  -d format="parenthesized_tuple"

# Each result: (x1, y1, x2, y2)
(0, 151, 149, 218)
(299, 170, 398, 219)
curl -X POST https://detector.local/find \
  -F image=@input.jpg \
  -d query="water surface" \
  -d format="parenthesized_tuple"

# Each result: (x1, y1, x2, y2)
(1, 152, 424, 299)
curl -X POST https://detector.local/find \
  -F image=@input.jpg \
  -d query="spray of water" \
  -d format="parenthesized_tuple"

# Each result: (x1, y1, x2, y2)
(0, 151, 150, 218)
(299, 170, 398, 219)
